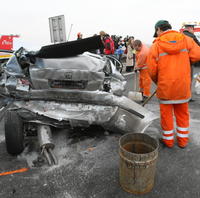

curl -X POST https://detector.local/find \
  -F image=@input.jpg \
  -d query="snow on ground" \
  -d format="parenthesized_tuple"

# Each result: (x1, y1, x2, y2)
(18, 129, 73, 170)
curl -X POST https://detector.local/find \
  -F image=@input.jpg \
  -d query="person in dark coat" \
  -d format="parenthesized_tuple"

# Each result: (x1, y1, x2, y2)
(183, 25, 200, 46)
(182, 24, 200, 100)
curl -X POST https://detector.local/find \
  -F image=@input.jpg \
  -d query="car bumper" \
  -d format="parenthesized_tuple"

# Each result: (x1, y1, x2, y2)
(9, 90, 158, 133)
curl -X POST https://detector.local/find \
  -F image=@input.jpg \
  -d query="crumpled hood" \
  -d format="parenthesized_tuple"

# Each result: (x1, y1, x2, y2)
(157, 30, 186, 54)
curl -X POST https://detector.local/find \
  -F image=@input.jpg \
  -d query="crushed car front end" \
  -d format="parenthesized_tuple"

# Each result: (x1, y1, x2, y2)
(0, 38, 158, 163)
(0, 51, 157, 134)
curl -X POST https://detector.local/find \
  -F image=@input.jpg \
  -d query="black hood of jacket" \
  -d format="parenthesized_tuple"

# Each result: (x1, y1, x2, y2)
(183, 30, 200, 46)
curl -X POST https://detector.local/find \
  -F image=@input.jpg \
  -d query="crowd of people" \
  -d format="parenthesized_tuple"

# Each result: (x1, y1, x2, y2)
(76, 20, 200, 149)
(76, 31, 135, 70)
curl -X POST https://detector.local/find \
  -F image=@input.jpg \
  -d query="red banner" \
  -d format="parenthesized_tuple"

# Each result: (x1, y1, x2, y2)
(0, 35, 19, 50)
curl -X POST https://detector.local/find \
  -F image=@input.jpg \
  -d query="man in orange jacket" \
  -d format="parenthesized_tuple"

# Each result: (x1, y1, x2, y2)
(133, 40, 152, 100)
(147, 20, 200, 148)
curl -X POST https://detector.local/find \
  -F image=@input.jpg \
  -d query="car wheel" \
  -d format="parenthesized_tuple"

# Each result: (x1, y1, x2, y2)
(4, 110, 24, 155)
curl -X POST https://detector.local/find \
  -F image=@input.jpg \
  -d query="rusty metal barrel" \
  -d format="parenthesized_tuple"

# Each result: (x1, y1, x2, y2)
(119, 133, 159, 194)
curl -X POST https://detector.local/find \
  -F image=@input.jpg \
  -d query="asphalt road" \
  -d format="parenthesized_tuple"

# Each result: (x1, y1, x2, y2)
(0, 67, 200, 198)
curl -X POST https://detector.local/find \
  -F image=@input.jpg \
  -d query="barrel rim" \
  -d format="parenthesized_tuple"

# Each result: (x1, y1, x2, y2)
(119, 132, 159, 156)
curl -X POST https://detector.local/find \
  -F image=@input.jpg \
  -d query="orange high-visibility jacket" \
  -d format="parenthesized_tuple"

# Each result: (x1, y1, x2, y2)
(147, 30, 200, 103)
(136, 44, 149, 69)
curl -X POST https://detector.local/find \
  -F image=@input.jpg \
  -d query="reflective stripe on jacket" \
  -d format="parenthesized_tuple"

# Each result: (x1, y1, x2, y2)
(147, 30, 200, 103)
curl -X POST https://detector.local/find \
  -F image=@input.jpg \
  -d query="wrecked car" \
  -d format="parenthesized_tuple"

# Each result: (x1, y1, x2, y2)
(0, 36, 157, 165)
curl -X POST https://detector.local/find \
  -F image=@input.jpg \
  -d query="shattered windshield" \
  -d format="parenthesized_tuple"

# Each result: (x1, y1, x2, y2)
(5, 55, 24, 76)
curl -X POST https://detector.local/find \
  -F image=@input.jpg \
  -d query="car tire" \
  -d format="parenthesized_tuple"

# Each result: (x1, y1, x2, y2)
(4, 110, 24, 155)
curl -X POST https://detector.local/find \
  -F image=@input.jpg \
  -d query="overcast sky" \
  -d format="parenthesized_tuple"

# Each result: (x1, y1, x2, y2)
(1, 0, 200, 50)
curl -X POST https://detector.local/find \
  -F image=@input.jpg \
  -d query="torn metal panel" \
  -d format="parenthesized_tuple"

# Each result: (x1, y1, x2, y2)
(103, 107, 156, 134)
(12, 94, 158, 133)
(13, 100, 118, 124)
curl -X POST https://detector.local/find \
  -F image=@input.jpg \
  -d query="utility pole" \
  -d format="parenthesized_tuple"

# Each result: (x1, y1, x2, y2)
(67, 24, 73, 41)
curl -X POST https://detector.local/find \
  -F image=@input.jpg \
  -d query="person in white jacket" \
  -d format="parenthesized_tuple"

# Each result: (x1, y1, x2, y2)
(126, 37, 135, 72)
